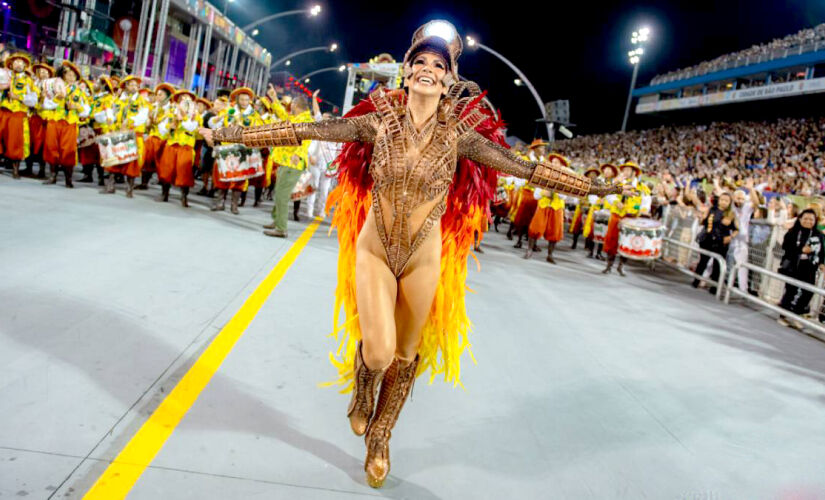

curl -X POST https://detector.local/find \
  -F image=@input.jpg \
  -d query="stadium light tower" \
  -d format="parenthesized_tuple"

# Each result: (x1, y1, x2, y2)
(621, 26, 651, 132)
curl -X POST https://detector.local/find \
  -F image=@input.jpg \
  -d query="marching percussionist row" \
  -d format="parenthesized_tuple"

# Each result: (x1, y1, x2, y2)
(494, 139, 653, 274)
(1, 51, 330, 235)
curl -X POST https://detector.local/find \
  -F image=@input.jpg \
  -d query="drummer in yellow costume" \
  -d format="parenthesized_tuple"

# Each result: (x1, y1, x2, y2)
(42, 61, 90, 188)
(589, 163, 618, 260)
(248, 95, 277, 207)
(262, 84, 314, 238)
(602, 161, 650, 276)
(0, 52, 38, 179)
(22, 62, 53, 178)
(157, 89, 202, 207)
(578, 167, 602, 258)
(137, 83, 175, 190)
(87, 76, 116, 186)
(102, 75, 149, 197)
(524, 154, 568, 263)
(208, 87, 262, 214)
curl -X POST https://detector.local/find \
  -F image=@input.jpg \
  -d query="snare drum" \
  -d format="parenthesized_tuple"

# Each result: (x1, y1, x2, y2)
(96, 131, 139, 167)
(215, 144, 264, 182)
(618, 217, 664, 260)
(593, 210, 610, 243)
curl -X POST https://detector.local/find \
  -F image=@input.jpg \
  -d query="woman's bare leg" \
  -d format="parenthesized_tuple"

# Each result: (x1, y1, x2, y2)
(394, 226, 442, 361)
(349, 216, 398, 436)
(355, 215, 398, 370)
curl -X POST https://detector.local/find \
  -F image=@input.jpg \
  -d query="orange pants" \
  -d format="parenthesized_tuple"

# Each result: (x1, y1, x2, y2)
(528, 207, 564, 242)
(604, 213, 624, 256)
(158, 144, 195, 187)
(106, 133, 144, 178)
(513, 196, 538, 230)
(143, 135, 165, 173)
(43, 119, 78, 167)
(0, 109, 29, 160)
(29, 114, 46, 157)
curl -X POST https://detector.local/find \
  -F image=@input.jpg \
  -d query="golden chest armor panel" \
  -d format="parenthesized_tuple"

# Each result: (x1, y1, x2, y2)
(368, 90, 486, 277)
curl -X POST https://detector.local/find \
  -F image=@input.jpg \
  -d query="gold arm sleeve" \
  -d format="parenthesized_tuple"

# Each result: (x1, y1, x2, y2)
(459, 131, 615, 198)
(213, 113, 379, 147)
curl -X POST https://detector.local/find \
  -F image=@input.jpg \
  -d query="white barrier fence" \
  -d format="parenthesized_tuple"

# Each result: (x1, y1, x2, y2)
(725, 262, 825, 341)
(659, 238, 727, 300)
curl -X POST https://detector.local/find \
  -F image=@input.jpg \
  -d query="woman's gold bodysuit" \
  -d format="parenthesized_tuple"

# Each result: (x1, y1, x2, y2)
(228, 84, 598, 274)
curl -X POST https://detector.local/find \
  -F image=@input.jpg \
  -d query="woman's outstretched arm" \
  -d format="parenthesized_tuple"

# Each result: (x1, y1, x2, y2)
(202, 113, 379, 148)
(458, 131, 623, 198)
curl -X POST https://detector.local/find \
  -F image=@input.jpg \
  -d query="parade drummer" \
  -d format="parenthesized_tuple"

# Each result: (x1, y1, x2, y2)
(102, 75, 149, 197)
(156, 89, 201, 207)
(42, 60, 89, 188)
(524, 153, 569, 264)
(511, 178, 539, 250)
(137, 83, 175, 190)
(195, 96, 220, 196)
(247, 95, 276, 207)
(22, 62, 54, 178)
(192, 97, 210, 191)
(0, 52, 38, 180)
(569, 166, 599, 251)
(83, 76, 116, 186)
(208, 87, 262, 214)
(602, 161, 650, 276)
(590, 162, 619, 260)
(262, 83, 314, 237)
(76, 78, 100, 184)
(579, 166, 601, 258)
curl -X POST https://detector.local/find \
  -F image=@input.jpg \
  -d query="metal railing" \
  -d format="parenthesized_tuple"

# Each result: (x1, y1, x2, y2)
(658, 237, 727, 300)
(725, 262, 825, 341)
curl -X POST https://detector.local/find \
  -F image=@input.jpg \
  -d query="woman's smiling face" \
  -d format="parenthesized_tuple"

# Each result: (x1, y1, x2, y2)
(408, 51, 448, 97)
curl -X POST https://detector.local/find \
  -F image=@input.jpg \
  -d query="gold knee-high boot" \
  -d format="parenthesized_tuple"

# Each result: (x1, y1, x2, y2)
(347, 342, 388, 436)
(364, 354, 419, 488)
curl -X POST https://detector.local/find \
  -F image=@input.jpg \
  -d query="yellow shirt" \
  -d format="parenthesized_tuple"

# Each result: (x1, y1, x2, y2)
(167, 112, 203, 148)
(116, 92, 150, 134)
(148, 101, 172, 139)
(91, 93, 117, 134)
(268, 98, 313, 171)
(40, 84, 88, 125)
(0, 72, 36, 114)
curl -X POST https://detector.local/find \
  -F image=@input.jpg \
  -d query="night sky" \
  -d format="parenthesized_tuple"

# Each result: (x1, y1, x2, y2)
(227, 0, 825, 140)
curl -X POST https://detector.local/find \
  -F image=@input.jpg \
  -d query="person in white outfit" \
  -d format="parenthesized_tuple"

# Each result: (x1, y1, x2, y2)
(730, 179, 761, 292)
(302, 112, 341, 219)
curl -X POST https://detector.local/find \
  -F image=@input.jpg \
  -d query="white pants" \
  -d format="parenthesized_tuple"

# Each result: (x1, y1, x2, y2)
(302, 164, 334, 219)
(731, 240, 749, 291)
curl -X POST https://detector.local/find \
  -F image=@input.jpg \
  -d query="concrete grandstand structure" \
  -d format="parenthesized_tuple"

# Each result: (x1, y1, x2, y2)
(633, 26, 825, 114)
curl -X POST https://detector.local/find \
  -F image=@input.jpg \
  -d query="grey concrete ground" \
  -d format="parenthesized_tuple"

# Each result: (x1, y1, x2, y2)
(1, 172, 825, 500)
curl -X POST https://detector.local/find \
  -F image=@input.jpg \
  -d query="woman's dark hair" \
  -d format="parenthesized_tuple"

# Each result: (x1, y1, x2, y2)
(56, 65, 69, 79)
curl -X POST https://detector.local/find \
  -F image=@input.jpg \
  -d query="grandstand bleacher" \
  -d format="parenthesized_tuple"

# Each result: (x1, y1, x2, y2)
(633, 24, 825, 114)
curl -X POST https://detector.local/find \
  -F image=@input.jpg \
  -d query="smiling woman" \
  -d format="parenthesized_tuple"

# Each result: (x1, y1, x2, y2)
(203, 19, 622, 488)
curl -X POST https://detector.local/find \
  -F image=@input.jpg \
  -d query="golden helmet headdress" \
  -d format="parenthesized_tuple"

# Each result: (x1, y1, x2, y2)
(403, 20, 462, 87)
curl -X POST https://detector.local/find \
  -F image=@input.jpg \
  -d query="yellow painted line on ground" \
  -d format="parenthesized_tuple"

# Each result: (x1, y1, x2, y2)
(83, 220, 322, 499)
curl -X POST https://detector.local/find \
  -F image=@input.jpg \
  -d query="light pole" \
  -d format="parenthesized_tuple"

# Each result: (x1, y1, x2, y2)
(223, 0, 233, 15)
(466, 35, 552, 141)
(270, 43, 338, 72)
(242, 5, 321, 31)
(621, 26, 650, 133)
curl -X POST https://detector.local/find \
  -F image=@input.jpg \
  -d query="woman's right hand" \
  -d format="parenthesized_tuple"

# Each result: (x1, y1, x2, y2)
(802, 245, 812, 254)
